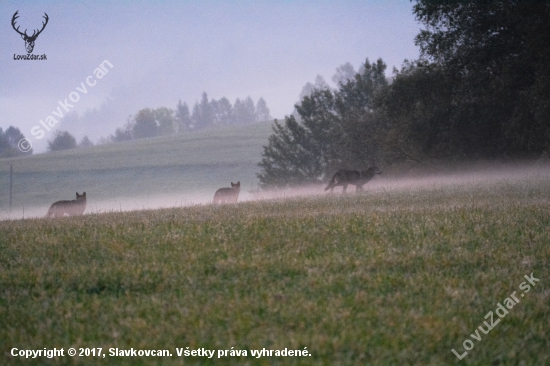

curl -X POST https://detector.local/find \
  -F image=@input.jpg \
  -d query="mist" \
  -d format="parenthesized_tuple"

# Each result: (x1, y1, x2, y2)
(0, 1, 420, 152)
(4, 161, 548, 221)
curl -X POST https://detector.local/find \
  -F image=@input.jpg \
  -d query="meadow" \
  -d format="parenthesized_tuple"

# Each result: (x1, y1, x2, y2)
(0, 122, 274, 219)
(1, 169, 549, 365)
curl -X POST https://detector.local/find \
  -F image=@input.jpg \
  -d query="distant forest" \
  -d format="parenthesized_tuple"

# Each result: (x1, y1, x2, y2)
(0, 93, 273, 155)
(258, 0, 550, 188)
(110, 93, 272, 143)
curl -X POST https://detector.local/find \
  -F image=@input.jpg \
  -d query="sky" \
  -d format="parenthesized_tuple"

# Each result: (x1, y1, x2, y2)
(0, 1, 421, 152)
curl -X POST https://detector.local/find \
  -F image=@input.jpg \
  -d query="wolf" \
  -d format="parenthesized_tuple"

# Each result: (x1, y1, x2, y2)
(213, 182, 240, 204)
(325, 167, 381, 193)
(46, 192, 87, 217)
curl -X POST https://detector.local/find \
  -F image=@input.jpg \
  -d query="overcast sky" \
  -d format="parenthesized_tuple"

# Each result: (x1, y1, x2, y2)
(0, 1, 421, 152)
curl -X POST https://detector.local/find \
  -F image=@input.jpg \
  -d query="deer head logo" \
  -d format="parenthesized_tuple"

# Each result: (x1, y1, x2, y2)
(11, 10, 49, 54)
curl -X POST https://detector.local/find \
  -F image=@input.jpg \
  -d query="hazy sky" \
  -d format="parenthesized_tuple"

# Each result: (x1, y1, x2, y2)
(0, 1, 421, 152)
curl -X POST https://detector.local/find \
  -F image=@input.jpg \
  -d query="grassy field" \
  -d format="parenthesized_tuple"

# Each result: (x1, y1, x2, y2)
(0, 122, 274, 219)
(1, 172, 549, 365)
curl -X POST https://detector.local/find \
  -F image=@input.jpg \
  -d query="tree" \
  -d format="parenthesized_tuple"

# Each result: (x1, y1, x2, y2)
(48, 130, 77, 151)
(298, 75, 330, 101)
(214, 97, 234, 125)
(333, 58, 388, 166)
(234, 97, 256, 125)
(112, 127, 132, 142)
(257, 116, 326, 188)
(255, 97, 272, 121)
(111, 116, 134, 142)
(132, 108, 158, 139)
(0, 129, 13, 158)
(79, 135, 94, 148)
(175, 100, 192, 132)
(0, 126, 33, 157)
(258, 59, 389, 188)
(243, 97, 257, 123)
(332, 62, 357, 86)
(413, 0, 550, 157)
(155, 107, 176, 135)
(376, 60, 454, 162)
(105, 93, 272, 140)
(191, 92, 215, 130)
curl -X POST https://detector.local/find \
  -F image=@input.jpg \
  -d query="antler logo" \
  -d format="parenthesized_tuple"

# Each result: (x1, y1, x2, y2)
(11, 10, 49, 54)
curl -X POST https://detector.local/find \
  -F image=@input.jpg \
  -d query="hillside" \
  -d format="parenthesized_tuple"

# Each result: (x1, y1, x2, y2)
(0, 122, 274, 219)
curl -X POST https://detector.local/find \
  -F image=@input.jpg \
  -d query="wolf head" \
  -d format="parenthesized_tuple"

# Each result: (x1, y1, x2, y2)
(76, 192, 86, 201)
(231, 181, 240, 190)
(363, 167, 382, 176)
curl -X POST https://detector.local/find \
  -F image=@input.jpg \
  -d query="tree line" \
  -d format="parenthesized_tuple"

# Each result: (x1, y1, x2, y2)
(257, 0, 550, 188)
(111, 93, 271, 143)
(0, 92, 273, 154)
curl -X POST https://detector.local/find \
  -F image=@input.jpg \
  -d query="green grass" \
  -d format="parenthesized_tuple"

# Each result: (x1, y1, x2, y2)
(1, 176, 549, 365)
(0, 122, 274, 217)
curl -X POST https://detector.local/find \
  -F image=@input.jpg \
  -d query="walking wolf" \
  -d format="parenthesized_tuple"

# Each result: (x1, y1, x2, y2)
(325, 167, 381, 193)
(46, 192, 87, 217)
(213, 182, 240, 204)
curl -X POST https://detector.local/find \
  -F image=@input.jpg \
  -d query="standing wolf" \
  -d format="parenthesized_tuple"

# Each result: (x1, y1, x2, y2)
(213, 182, 240, 204)
(325, 167, 381, 193)
(46, 192, 87, 217)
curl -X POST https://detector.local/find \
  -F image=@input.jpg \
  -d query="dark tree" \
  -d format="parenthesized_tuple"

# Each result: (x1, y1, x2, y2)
(413, 0, 550, 157)
(48, 130, 77, 151)
(257, 116, 326, 188)
(258, 59, 388, 188)
(0, 126, 33, 157)
(376, 60, 455, 161)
